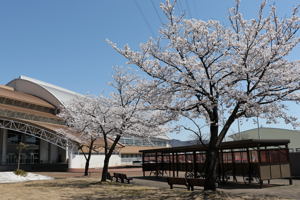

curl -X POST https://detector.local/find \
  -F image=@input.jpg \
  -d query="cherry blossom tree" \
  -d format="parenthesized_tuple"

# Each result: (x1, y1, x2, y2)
(98, 68, 170, 181)
(59, 96, 102, 176)
(59, 68, 170, 181)
(109, 0, 300, 190)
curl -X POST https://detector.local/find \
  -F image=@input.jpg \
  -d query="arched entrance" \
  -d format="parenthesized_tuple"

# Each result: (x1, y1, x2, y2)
(0, 117, 77, 171)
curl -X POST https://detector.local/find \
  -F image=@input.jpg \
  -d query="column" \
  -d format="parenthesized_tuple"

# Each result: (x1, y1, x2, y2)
(47, 143, 51, 163)
(1, 129, 7, 164)
(65, 142, 69, 162)
(67, 148, 75, 171)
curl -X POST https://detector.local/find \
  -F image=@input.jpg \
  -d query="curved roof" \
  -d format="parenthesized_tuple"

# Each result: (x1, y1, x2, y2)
(0, 86, 55, 109)
(0, 82, 82, 147)
(7, 75, 83, 108)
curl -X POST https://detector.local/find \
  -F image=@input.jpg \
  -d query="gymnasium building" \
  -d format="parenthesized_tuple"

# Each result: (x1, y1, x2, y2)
(0, 76, 169, 172)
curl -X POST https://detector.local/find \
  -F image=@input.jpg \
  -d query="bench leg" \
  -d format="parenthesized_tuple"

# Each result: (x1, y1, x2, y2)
(259, 180, 263, 189)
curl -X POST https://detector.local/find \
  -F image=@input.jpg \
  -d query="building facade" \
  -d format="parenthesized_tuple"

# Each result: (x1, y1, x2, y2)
(0, 76, 169, 172)
(229, 127, 300, 152)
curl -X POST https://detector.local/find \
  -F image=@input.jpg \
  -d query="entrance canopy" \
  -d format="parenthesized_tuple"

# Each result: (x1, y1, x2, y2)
(0, 117, 79, 150)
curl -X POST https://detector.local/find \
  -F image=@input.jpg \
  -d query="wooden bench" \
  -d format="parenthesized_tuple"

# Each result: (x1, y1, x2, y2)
(167, 177, 205, 191)
(167, 177, 189, 190)
(186, 178, 205, 191)
(113, 173, 133, 184)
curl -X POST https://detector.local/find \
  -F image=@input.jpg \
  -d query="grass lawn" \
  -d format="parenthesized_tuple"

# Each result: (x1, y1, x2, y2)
(0, 177, 291, 200)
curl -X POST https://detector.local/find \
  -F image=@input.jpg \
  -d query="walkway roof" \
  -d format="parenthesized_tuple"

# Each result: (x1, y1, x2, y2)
(139, 139, 290, 153)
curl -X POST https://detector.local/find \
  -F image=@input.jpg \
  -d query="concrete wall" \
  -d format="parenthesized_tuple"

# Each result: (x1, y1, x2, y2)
(49, 144, 58, 163)
(39, 140, 49, 163)
(69, 153, 122, 169)
(0, 129, 7, 164)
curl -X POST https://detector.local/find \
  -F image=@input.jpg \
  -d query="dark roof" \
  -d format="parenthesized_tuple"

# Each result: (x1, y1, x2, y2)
(139, 139, 290, 153)
(169, 139, 208, 147)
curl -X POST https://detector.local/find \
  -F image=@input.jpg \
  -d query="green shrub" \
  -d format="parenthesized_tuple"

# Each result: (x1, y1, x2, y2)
(14, 169, 28, 177)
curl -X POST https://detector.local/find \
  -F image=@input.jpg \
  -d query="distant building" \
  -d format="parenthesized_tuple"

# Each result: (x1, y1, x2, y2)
(117, 136, 170, 165)
(229, 127, 300, 152)
(0, 76, 169, 172)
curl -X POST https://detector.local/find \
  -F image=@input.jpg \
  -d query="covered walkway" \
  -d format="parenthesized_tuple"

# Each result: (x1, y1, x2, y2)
(140, 139, 292, 187)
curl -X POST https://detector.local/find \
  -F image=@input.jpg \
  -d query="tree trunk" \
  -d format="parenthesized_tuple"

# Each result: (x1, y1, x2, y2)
(84, 157, 90, 176)
(101, 134, 121, 182)
(204, 109, 219, 191)
(101, 153, 112, 182)
(204, 145, 218, 190)
(17, 147, 21, 170)
(84, 140, 94, 176)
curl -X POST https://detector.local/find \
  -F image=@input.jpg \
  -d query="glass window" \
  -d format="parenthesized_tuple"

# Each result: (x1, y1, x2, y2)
(125, 139, 133, 145)
(7, 133, 22, 144)
(135, 140, 142, 146)
(24, 135, 39, 145)
(6, 131, 40, 164)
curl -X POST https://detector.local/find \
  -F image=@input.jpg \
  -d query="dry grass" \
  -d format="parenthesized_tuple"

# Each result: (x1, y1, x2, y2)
(0, 177, 291, 200)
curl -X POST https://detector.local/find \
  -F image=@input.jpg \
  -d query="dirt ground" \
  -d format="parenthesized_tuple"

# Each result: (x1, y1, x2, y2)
(0, 177, 290, 200)
(0, 170, 298, 200)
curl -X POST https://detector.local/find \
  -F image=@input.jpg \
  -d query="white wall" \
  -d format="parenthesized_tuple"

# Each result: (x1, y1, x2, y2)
(69, 154, 122, 169)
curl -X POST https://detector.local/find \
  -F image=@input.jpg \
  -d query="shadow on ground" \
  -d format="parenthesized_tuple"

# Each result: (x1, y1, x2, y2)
(14, 177, 289, 200)
(132, 176, 288, 191)
(133, 176, 167, 182)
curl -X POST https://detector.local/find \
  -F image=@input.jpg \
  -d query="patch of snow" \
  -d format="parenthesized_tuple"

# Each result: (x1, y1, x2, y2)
(0, 172, 53, 183)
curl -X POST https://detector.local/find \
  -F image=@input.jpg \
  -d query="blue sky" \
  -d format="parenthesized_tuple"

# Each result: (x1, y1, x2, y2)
(1, 0, 299, 140)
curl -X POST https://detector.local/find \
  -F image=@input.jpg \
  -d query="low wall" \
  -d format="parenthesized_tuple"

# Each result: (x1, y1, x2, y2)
(69, 154, 122, 170)
(290, 152, 300, 177)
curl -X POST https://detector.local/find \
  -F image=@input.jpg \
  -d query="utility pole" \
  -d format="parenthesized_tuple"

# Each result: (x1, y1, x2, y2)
(238, 119, 241, 140)
(257, 116, 261, 140)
